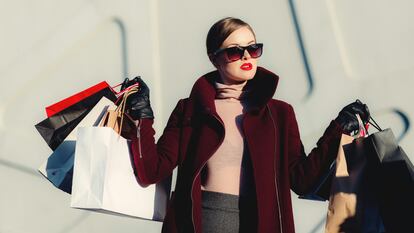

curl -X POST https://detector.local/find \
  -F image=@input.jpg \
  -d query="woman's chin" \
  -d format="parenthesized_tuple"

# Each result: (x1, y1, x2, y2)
(238, 69, 256, 81)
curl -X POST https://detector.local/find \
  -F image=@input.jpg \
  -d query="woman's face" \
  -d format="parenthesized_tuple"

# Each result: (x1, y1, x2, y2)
(213, 26, 258, 85)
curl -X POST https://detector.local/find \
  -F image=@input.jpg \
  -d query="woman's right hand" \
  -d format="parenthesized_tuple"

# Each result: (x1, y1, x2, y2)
(121, 76, 154, 120)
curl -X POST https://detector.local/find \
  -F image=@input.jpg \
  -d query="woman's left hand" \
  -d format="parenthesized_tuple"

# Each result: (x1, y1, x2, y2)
(335, 99, 370, 134)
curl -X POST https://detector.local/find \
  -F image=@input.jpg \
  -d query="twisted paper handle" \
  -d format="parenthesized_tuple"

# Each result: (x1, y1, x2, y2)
(100, 86, 138, 135)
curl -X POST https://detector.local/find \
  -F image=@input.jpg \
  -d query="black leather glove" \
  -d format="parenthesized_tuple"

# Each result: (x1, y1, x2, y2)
(121, 76, 154, 120)
(335, 99, 370, 134)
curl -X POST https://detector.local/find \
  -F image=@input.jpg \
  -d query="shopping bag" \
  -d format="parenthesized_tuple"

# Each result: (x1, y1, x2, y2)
(35, 86, 117, 150)
(325, 134, 384, 232)
(99, 103, 137, 138)
(38, 97, 116, 193)
(45, 81, 139, 117)
(360, 125, 414, 232)
(46, 81, 111, 117)
(325, 134, 358, 232)
(71, 88, 171, 221)
(325, 115, 385, 233)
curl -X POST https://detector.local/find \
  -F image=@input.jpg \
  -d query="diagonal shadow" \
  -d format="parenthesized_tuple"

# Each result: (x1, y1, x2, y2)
(0, 158, 41, 178)
(309, 216, 326, 233)
(57, 211, 90, 233)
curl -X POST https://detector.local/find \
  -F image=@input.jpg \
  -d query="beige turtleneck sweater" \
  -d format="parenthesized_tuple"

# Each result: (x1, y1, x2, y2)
(200, 81, 254, 196)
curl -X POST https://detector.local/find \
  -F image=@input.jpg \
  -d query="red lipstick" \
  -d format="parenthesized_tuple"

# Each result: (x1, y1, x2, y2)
(240, 63, 252, 71)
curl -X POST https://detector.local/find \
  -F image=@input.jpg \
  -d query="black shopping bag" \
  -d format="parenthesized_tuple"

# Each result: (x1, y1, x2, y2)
(35, 87, 117, 150)
(361, 127, 414, 232)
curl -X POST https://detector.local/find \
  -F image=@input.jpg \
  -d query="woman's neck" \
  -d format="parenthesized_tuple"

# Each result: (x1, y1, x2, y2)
(215, 81, 247, 100)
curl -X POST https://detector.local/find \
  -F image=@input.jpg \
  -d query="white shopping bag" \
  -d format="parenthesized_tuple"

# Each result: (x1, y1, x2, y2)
(70, 88, 171, 221)
(38, 97, 115, 193)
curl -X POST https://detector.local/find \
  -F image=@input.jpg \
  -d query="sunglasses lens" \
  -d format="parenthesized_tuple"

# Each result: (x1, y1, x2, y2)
(225, 47, 243, 62)
(215, 43, 263, 62)
(247, 44, 263, 58)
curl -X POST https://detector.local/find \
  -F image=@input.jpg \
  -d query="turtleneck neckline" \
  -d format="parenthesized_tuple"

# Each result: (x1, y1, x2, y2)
(214, 81, 248, 100)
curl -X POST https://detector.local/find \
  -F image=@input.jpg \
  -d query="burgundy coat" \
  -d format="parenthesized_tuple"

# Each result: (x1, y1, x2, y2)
(130, 66, 343, 233)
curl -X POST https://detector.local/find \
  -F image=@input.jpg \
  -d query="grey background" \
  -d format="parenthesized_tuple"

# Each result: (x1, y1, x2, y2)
(1, 0, 413, 232)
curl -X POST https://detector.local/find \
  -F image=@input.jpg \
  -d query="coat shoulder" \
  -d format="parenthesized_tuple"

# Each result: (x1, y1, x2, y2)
(268, 99, 294, 114)
(170, 98, 192, 113)
(179, 97, 194, 115)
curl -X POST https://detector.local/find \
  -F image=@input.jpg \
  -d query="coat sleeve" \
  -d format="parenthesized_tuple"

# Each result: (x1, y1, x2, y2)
(286, 104, 344, 195)
(129, 99, 184, 186)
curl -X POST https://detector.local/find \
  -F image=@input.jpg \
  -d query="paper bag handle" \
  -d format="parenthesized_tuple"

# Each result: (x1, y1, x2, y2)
(99, 86, 138, 135)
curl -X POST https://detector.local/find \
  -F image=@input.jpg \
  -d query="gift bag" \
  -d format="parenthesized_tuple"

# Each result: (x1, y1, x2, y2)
(358, 120, 414, 232)
(71, 88, 171, 221)
(35, 85, 117, 150)
(38, 97, 116, 193)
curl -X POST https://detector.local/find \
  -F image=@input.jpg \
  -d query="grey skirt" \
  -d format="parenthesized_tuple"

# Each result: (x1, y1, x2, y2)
(201, 190, 257, 233)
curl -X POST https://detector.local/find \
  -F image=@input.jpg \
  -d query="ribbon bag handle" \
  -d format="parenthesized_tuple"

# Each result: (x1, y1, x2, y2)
(110, 78, 141, 98)
(368, 115, 382, 132)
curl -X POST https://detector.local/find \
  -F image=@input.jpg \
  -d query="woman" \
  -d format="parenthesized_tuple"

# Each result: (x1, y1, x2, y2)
(123, 17, 370, 233)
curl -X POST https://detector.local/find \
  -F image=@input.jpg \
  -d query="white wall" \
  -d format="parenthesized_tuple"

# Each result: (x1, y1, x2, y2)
(1, 0, 413, 232)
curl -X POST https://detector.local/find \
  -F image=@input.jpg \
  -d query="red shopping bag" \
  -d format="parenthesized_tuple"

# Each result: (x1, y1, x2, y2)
(46, 81, 111, 117)
(46, 81, 140, 117)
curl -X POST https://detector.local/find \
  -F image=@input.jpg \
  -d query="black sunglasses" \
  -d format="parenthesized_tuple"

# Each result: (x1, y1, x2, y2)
(213, 43, 263, 62)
